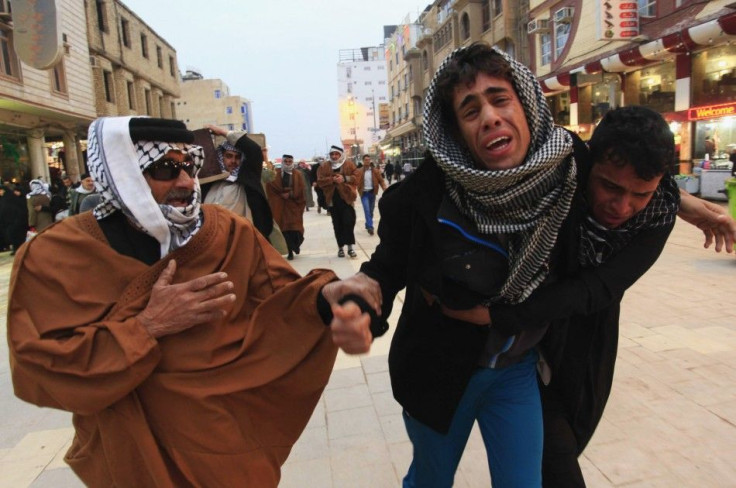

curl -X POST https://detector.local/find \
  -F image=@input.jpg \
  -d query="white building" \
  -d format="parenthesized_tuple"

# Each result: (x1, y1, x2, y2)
(336, 46, 389, 158)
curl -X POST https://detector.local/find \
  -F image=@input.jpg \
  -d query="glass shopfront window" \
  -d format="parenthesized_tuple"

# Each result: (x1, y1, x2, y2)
(692, 45, 736, 107)
(637, 63, 675, 113)
(589, 73, 621, 123)
(692, 116, 736, 162)
(547, 91, 570, 125)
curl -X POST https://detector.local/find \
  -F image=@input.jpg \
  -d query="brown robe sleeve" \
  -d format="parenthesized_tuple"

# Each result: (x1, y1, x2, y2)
(7, 219, 162, 415)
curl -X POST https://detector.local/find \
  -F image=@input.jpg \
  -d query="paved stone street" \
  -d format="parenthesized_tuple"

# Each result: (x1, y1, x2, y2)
(1, 196, 735, 487)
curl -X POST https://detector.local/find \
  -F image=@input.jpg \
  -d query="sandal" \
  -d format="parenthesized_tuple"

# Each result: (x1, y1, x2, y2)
(337, 249, 345, 258)
(348, 249, 357, 258)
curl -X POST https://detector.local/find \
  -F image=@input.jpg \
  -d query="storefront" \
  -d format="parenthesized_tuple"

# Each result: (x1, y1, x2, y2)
(688, 102, 735, 164)
(0, 132, 30, 183)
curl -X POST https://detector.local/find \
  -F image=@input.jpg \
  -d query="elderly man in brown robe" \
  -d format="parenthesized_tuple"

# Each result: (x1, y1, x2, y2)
(267, 154, 306, 260)
(7, 117, 379, 488)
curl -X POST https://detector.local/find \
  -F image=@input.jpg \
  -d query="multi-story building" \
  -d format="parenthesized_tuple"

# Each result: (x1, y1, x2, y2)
(381, 1, 529, 166)
(383, 19, 425, 165)
(86, 0, 180, 120)
(177, 71, 254, 133)
(528, 0, 736, 196)
(336, 46, 390, 159)
(0, 0, 96, 182)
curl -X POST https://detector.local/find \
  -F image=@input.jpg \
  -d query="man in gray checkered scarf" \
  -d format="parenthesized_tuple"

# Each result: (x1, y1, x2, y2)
(425, 42, 577, 304)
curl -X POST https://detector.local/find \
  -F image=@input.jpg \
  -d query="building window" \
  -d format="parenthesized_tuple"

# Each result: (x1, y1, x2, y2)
(103, 70, 115, 102)
(364, 66, 371, 71)
(240, 105, 246, 113)
(214, 89, 221, 99)
(158, 96, 164, 117)
(540, 33, 552, 66)
(144, 89, 151, 115)
(156, 46, 162, 68)
(127, 81, 135, 109)
(482, 0, 490, 31)
(493, 0, 503, 17)
(140, 33, 148, 58)
(555, 22, 570, 59)
(242, 123, 247, 130)
(365, 81, 372, 86)
(228, 124, 234, 131)
(50, 61, 68, 95)
(422, 50, 428, 71)
(378, 80, 386, 85)
(171, 102, 176, 119)
(169, 55, 176, 77)
(226, 106, 233, 114)
(405, 103, 409, 119)
(0, 26, 21, 80)
(638, 0, 656, 17)
(96, 0, 107, 32)
(121, 18, 131, 48)
(461, 13, 470, 40)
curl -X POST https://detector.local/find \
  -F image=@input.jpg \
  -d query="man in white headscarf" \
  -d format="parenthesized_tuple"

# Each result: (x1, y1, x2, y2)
(316, 145, 359, 257)
(7, 116, 381, 488)
(26, 179, 53, 232)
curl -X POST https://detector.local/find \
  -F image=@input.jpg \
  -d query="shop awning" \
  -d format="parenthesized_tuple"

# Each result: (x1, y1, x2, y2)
(540, 11, 736, 93)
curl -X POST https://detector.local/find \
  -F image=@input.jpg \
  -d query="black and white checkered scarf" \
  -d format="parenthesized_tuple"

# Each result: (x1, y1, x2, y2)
(424, 46, 577, 304)
(87, 117, 204, 258)
(579, 174, 680, 266)
(27, 179, 51, 199)
(216, 141, 242, 182)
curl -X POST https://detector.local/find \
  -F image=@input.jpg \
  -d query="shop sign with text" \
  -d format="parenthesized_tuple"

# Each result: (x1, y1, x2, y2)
(688, 102, 736, 121)
(596, 1, 639, 40)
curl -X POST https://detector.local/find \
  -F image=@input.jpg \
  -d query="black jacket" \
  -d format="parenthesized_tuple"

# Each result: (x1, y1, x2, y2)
(361, 156, 538, 434)
(490, 136, 674, 453)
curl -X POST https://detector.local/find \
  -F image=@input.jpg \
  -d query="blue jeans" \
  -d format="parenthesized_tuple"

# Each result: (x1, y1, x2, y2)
(360, 191, 376, 230)
(402, 351, 542, 488)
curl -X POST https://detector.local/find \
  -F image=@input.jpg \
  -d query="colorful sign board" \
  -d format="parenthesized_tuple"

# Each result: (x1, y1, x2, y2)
(379, 103, 390, 130)
(596, 1, 640, 41)
(688, 102, 736, 121)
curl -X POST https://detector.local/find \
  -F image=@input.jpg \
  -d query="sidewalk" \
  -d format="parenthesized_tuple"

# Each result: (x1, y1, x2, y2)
(1, 197, 735, 487)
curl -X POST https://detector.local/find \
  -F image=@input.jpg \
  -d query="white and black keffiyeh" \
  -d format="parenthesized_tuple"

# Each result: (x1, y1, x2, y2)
(87, 116, 204, 258)
(579, 175, 680, 266)
(27, 179, 51, 199)
(216, 141, 242, 182)
(424, 46, 577, 304)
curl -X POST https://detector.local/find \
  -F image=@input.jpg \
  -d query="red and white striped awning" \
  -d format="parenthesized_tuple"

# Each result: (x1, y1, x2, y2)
(541, 11, 736, 93)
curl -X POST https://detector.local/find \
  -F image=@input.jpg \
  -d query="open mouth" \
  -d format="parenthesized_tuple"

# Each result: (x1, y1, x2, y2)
(486, 136, 511, 152)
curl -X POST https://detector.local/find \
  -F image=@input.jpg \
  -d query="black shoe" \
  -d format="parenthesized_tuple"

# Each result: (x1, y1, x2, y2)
(287, 251, 294, 260)
(367, 228, 374, 235)
(318, 207, 322, 214)
(294, 247, 300, 255)
(337, 249, 345, 258)
(348, 249, 357, 258)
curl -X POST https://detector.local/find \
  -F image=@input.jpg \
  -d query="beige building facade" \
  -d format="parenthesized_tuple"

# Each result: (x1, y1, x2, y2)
(177, 74, 254, 134)
(86, 0, 180, 120)
(0, 0, 96, 183)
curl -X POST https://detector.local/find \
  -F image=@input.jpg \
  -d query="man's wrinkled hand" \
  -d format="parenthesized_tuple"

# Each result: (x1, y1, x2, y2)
(138, 260, 236, 338)
(321, 273, 382, 315)
(330, 301, 372, 354)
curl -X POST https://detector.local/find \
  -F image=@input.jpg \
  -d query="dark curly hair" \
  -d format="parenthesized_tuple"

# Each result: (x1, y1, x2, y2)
(588, 106, 674, 180)
(434, 42, 514, 134)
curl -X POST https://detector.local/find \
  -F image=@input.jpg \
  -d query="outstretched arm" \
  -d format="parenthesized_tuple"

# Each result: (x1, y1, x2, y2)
(677, 189, 736, 253)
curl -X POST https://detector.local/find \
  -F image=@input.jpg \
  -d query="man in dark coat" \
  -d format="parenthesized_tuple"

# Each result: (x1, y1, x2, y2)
(200, 125, 273, 240)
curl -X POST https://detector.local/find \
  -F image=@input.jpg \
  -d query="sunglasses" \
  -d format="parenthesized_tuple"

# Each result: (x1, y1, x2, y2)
(145, 158, 195, 181)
